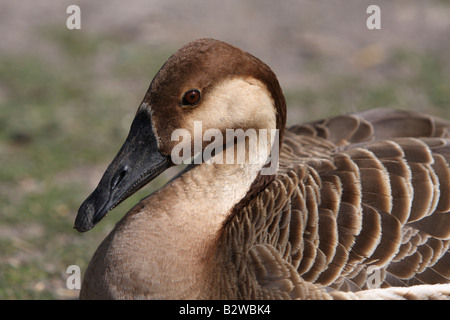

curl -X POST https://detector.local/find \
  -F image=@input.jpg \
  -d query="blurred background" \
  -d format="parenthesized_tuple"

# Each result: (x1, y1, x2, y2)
(0, 0, 449, 299)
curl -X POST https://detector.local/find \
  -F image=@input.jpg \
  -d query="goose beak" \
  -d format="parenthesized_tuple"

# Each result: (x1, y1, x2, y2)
(74, 109, 171, 232)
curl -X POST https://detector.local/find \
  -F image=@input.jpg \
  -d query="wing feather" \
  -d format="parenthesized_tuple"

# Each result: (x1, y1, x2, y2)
(222, 108, 450, 299)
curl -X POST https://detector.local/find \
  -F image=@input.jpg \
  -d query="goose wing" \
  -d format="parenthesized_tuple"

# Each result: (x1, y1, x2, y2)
(223, 108, 450, 299)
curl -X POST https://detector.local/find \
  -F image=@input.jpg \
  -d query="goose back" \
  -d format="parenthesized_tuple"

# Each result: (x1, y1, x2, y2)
(215, 108, 450, 299)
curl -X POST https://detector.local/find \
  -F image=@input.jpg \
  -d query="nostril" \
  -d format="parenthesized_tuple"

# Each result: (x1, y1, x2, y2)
(111, 165, 129, 190)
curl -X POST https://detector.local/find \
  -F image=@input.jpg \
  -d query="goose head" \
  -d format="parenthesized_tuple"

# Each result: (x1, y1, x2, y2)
(75, 38, 286, 232)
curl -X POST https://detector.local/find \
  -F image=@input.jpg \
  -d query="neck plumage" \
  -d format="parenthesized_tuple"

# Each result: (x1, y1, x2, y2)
(83, 142, 272, 299)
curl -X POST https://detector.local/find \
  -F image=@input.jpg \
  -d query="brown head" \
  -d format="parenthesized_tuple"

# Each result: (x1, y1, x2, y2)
(145, 38, 286, 154)
(75, 38, 287, 232)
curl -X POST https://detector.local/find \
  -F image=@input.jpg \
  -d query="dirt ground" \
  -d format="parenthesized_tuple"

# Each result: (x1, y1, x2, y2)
(1, 0, 449, 91)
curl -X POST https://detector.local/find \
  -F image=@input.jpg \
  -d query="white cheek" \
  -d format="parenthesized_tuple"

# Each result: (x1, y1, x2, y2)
(194, 77, 276, 132)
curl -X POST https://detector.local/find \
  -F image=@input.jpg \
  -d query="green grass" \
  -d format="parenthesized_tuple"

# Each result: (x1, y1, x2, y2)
(0, 28, 172, 299)
(0, 25, 449, 299)
(284, 48, 450, 122)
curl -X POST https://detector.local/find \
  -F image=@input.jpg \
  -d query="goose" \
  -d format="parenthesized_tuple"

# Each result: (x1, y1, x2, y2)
(75, 38, 450, 300)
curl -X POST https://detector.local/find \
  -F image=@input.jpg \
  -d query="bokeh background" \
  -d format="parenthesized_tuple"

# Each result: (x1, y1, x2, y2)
(0, 0, 449, 299)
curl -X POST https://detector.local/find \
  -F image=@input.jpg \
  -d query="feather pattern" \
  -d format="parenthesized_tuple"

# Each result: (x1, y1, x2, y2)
(216, 109, 450, 299)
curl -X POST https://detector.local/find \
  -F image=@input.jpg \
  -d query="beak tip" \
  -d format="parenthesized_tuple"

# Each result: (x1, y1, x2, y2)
(74, 109, 171, 233)
(74, 201, 97, 232)
(74, 223, 93, 233)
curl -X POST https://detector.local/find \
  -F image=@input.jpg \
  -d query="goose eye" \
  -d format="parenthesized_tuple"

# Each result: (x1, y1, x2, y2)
(181, 89, 201, 106)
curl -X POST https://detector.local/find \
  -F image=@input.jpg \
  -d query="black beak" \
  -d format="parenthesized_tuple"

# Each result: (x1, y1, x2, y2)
(74, 108, 171, 232)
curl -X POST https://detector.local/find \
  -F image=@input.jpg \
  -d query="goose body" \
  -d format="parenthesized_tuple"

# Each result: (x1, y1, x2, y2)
(75, 39, 450, 299)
